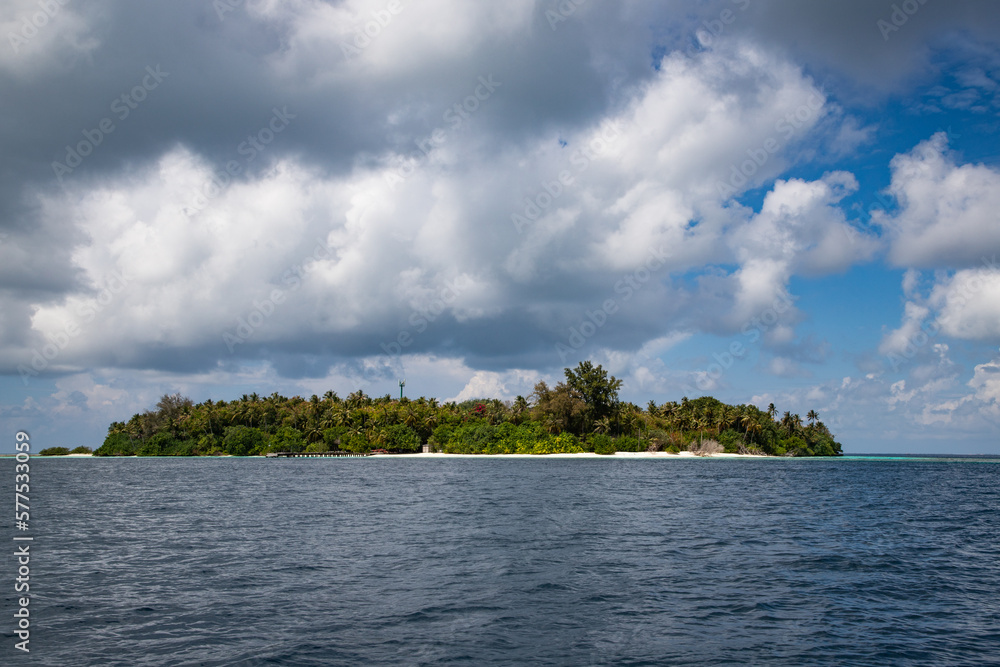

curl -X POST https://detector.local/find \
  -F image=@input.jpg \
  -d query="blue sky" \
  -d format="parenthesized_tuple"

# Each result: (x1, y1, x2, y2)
(2, 0, 999, 453)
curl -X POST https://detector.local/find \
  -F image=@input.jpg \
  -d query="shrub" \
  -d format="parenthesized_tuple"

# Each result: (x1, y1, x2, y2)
(322, 427, 348, 450)
(138, 432, 177, 456)
(444, 423, 497, 454)
(615, 436, 641, 452)
(645, 429, 671, 452)
(717, 429, 744, 452)
(38, 447, 71, 456)
(223, 426, 268, 456)
(94, 433, 135, 457)
(197, 435, 222, 455)
(591, 434, 615, 455)
(383, 424, 420, 452)
(428, 424, 454, 452)
(339, 433, 370, 453)
(268, 427, 305, 454)
(779, 436, 809, 457)
(690, 439, 723, 456)
(70, 446, 93, 454)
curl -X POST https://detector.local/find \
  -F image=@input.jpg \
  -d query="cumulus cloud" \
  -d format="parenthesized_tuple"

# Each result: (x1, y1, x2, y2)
(4, 0, 1000, 452)
(878, 133, 1000, 268)
(5, 41, 857, 380)
(930, 265, 1000, 341)
(968, 355, 1000, 418)
(728, 171, 876, 326)
(0, 0, 100, 75)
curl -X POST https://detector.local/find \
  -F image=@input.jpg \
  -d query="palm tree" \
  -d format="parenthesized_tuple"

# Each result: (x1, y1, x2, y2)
(593, 416, 611, 434)
(694, 414, 708, 445)
(403, 406, 419, 429)
(422, 411, 438, 433)
(767, 403, 777, 421)
(807, 410, 818, 425)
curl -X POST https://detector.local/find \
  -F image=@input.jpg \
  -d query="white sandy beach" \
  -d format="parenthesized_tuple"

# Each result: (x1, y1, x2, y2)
(378, 451, 769, 459)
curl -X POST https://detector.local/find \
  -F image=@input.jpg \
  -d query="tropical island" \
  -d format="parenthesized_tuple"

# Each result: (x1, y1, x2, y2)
(93, 362, 843, 457)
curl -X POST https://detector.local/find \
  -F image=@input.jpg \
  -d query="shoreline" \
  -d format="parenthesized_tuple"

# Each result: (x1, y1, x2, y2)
(377, 451, 770, 459)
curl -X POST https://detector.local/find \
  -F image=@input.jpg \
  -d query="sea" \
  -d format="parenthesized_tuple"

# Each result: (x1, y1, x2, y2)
(3, 455, 999, 666)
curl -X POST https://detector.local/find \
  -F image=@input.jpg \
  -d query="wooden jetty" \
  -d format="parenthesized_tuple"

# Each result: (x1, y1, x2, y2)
(266, 451, 372, 458)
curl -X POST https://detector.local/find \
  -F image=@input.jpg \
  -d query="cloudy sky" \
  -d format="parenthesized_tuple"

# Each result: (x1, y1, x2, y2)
(2, 0, 1000, 454)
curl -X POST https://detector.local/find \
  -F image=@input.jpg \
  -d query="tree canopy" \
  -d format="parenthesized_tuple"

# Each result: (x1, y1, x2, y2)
(95, 361, 843, 457)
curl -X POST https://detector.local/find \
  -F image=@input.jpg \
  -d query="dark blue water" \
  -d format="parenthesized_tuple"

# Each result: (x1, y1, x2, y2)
(4, 456, 1000, 665)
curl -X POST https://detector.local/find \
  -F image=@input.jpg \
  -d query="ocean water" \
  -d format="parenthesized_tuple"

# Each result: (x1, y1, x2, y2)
(4, 456, 1000, 666)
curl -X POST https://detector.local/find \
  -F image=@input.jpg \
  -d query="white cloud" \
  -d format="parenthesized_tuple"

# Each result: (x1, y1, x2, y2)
(879, 300, 931, 357)
(448, 368, 542, 403)
(969, 354, 1000, 418)
(930, 265, 1000, 341)
(728, 171, 877, 326)
(878, 133, 1000, 268)
(0, 0, 99, 75)
(7, 45, 872, 376)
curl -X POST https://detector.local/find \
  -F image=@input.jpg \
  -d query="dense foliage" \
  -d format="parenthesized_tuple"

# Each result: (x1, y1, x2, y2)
(96, 362, 843, 457)
(38, 446, 92, 456)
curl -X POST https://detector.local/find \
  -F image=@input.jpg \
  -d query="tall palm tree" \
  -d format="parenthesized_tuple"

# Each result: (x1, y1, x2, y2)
(806, 410, 818, 425)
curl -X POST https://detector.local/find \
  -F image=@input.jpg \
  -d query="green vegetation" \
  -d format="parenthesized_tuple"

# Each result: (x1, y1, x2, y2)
(36, 446, 93, 456)
(95, 362, 843, 457)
